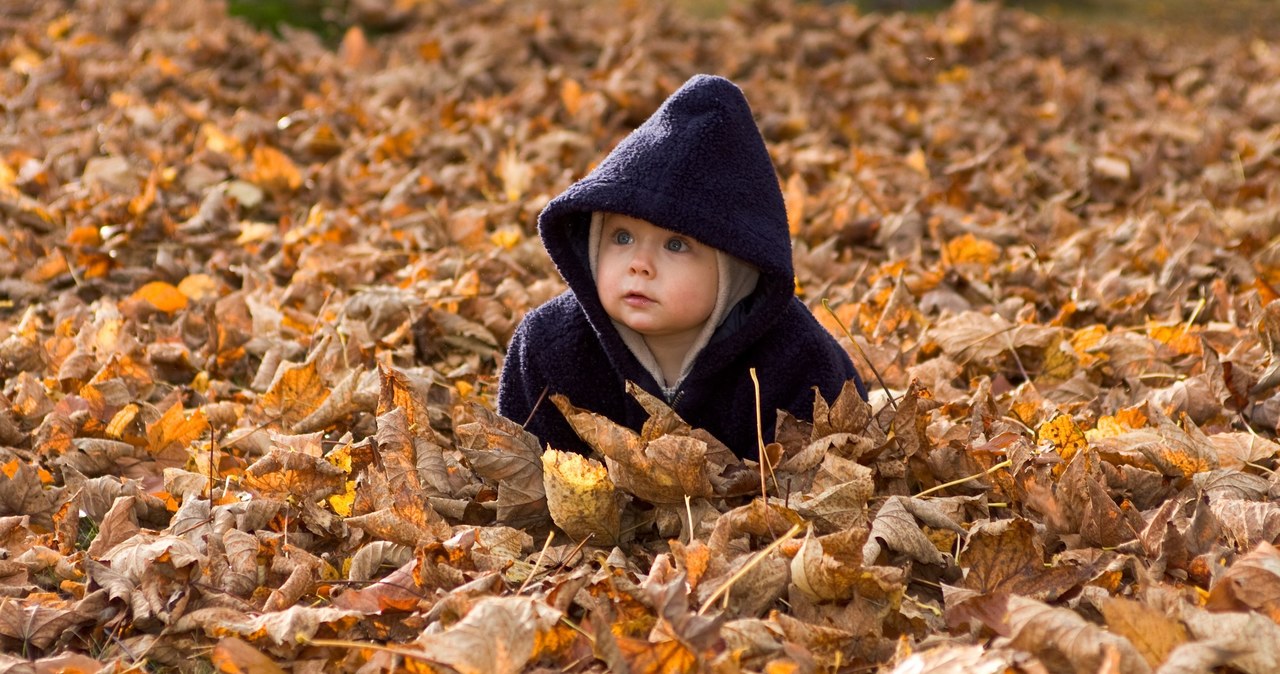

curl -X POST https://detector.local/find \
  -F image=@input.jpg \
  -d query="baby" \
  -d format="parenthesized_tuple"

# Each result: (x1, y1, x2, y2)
(498, 74, 866, 459)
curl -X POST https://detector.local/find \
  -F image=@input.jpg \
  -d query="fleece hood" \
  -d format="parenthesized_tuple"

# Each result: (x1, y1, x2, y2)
(537, 74, 795, 386)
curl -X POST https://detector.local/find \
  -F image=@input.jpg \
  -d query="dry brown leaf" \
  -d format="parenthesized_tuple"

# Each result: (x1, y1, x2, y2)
(0, 596, 92, 651)
(410, 597, 562, 674)
(1100, 595, 1189, 669)
(176, 605, 361, 647)
(260, 361, 330, 431)
(863, 496, 946, 566)
(1006, 595, 1152, 674)
(552, 394, 717, 504)
(1206, 542, 1280, 622)
(1179, 605, 1280, 674)
(959, 518, 1096, 600)
(0, 458, 59, 530)
(456, 404, 548, 528)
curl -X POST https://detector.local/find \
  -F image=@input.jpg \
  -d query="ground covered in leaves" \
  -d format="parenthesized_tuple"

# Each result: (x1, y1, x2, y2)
(4, 0, 1280, 672)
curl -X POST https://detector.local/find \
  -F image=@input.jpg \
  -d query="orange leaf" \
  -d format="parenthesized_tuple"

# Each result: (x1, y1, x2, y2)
(131, 281, 188, 314)
(261, 361, 330, 430)
(561, 78, 584, 116)
(944, 232, 1001, 266)
(211, 636, 287, 674)
(146, 402, 209, 459)
(248, 145, 302, 192)
(784, 173, 806, 236)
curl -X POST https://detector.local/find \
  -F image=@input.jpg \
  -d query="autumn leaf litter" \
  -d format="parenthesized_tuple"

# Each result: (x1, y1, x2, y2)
(3, 0, 1280, 672)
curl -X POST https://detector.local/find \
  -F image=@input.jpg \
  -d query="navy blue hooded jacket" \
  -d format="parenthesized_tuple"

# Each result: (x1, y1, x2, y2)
(498, 74, 866, 460)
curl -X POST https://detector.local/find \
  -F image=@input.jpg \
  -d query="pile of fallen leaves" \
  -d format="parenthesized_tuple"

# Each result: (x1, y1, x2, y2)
(3, 0, 1280, 671)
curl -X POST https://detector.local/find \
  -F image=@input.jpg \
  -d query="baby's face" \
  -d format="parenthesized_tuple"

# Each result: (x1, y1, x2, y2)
(596, 214, 718, 343)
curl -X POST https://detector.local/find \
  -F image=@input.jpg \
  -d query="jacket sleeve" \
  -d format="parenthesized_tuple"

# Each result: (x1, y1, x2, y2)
(497, 316, 542, 430)
(778, 300, 869, 422)
(496, 306, 595, 455)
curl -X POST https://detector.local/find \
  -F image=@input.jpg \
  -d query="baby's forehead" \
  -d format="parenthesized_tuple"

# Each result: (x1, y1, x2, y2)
(602, 212, 660, 229)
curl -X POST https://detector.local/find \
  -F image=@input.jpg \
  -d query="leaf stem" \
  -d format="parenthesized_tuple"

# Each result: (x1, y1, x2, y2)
(518, 530, 556, 594)
(697, 522, 802, 615)
(914, 459, 1012, 498)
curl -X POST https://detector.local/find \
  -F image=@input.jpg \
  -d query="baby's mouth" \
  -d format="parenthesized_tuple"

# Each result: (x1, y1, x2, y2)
(623, 291, 654, 306)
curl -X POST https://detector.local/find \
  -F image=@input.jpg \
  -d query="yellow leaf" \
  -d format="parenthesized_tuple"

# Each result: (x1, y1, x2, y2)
(906, 147, 929, 176)
(131, 281, 188, 314)
(541, 448, 621, 544)
(177, 273, 221, 302)
(106, 403, 140, 440)
(200, 123, 244, 159)
(329, 481, 357, 517)
(1069, 324, 1109, 367)
(236, 222, 277, 245)
(1036, 414, 1087, 465)
(937, 65, 971, 84)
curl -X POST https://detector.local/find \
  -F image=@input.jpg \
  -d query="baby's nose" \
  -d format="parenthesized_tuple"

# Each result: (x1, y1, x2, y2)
(629, 250, 654, 276)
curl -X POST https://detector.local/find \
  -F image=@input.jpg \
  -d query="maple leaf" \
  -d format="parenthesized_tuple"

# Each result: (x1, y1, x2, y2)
(0, 596, 93, 652)
(242, 446, 346, 503)
(260, 361, 330, 431)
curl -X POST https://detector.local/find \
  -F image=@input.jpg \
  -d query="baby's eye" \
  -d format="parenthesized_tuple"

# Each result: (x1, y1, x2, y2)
(611, 230, 633, 245)
(664, 238, 690, 252)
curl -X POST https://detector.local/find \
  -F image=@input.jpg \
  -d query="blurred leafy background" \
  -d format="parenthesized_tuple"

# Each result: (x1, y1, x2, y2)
(229, 0, 1280, 44)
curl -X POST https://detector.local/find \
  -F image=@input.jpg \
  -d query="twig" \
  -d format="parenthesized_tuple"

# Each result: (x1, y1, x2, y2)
(697, 523, 802, 615)
(306, 638, 435, 663)
(518, 530, 556, 594)
(821, 298, 898, 412)
(522, 386, 550, 429)
(1182, 296, 1206, 335)
(684, 495, 696, 544)
(747, 368, 773, 496)
(749, 368, 771, 498)
(914, 459, 1012, 498)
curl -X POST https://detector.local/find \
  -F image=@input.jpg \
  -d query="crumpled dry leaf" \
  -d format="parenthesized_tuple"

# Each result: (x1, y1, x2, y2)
(410, 596, 562, 674)
(242, 446, 346, 502)
(552, 392, 719, 504)
(791, 526, 904, 603)
(863, 496, 948, 566)
(541, 448, 622, 545)
(456, 404, 548, 528)
(1006, 595, 1152, 674)
(1206, 542, 1280, 621)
